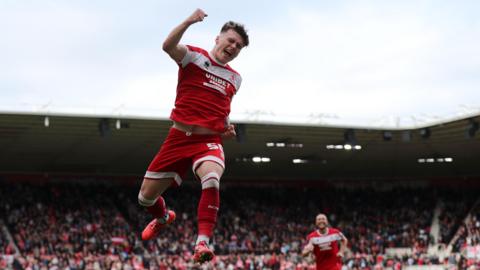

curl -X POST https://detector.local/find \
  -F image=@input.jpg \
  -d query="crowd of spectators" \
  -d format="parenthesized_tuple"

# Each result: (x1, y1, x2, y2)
(465, 204, 480, 247)
(436, 189, 478, 247)
(449, 202, 480, 260)
(0, 179, 479, 269)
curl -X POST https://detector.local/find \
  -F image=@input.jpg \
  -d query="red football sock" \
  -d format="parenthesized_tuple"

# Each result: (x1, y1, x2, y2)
(197, 187, 220, 237)
(146, 196, 167, 219)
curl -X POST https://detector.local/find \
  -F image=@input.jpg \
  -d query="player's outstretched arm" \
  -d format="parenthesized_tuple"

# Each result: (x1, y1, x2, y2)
(301, 242, 314, 257)
(162, 8, 208, 63)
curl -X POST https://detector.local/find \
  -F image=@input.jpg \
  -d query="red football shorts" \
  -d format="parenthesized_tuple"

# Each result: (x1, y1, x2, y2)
(144, 127, 225, 186)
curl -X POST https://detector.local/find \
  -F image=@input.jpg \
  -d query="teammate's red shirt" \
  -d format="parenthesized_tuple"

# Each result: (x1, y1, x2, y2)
(170, 45, 242, 133)
(306, 228, 344, 270)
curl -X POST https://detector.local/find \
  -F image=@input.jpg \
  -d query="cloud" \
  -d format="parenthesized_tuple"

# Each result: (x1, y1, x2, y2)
(231, 1, 480, 125)
(1, 1, 479, 127)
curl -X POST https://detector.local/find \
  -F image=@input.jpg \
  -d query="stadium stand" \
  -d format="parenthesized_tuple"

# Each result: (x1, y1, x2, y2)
(0, 178, 479, 269)
(1, 113, 480, 269)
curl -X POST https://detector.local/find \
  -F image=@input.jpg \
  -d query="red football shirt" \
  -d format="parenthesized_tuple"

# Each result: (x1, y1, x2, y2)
(170, 45, 242, 133)
(306, 228, 344, 270)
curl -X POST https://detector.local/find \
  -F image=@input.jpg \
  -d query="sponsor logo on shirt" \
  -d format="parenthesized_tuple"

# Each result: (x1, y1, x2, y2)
(311, 234, 341, 245)
(203, 73, 231, 95)
(318, 243, 332, 250)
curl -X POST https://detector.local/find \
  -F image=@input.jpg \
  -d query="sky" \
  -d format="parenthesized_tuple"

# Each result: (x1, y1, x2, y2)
(1, 0, 480, 129)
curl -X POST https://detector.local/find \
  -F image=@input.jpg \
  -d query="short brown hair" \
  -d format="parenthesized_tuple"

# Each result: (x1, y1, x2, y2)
(221, 21, 249, 47)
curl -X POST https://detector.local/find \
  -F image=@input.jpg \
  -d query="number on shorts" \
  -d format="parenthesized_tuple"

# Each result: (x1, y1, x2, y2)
(207, 143, 223, 151)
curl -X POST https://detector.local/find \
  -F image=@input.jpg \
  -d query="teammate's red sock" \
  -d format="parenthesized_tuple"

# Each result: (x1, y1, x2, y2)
(197, 187, 220, 237)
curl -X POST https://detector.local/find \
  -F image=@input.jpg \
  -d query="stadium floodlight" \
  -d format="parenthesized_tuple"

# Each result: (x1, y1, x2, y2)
(251, 156, 270, 163)
(44, 116, 50, 127)
(113, 120, 130, 130)
(292, 158, 308, 164)
(327, 144, 361, 150)
(266, 140, 302, 148)
(252, 156, 262, 163)
(261, 157, 271, 162)
(418, 157, 453, 164)
(287, 143, 304, 148)
(275, 142, 286, 147)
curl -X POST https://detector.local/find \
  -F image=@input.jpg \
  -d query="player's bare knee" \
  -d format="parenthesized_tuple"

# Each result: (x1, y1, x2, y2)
(200, 172, 220, 189)
(138, 191, 157, 207)
(139, 177, 172, 202)
(195, 161, 224, 179)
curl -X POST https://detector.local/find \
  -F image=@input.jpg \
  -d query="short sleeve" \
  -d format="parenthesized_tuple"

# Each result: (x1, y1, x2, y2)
(179, 45, 200, 68)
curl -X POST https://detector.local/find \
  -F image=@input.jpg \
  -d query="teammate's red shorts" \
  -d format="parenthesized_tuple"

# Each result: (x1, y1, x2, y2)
(144, 127, 225, 186)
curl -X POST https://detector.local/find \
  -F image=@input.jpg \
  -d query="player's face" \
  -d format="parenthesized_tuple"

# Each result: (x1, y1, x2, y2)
(315, 214, 328, 229)
(212, 29, 245, 64)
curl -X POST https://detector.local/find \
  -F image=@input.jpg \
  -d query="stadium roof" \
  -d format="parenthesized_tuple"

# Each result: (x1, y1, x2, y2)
(2, 105, 480, 131)
(1, 112, 479, 181)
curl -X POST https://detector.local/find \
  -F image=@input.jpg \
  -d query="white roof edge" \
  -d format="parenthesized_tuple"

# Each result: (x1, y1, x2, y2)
(0, 109, 171, 121)
(1, 108, 479, 131)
